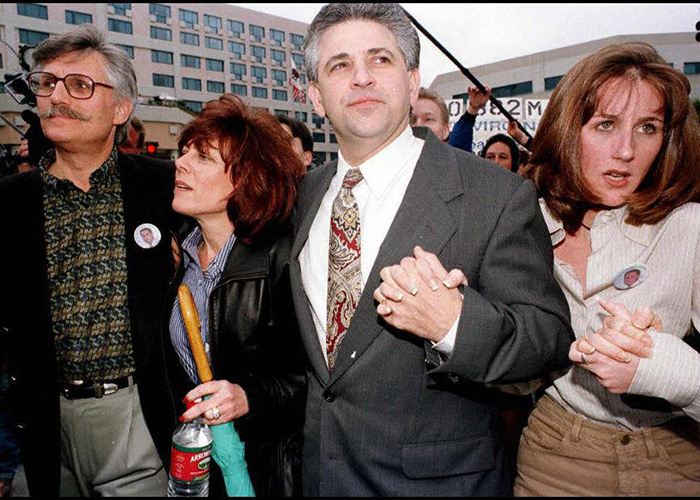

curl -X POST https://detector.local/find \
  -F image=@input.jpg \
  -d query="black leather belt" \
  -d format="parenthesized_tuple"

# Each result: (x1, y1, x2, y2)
(61, 376, 131, 400)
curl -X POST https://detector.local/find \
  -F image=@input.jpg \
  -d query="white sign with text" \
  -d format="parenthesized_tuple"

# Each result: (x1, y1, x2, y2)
(446, 98, 549, 153)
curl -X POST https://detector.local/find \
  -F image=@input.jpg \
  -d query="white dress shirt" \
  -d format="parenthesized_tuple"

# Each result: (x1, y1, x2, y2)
(300, 126, 457, 365)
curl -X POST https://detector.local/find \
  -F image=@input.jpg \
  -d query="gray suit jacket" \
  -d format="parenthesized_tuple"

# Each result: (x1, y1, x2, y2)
(290, 127, 573, 496)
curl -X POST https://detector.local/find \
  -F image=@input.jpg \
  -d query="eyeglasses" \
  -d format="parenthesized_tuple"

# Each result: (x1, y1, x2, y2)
(27, 72, 114, 100)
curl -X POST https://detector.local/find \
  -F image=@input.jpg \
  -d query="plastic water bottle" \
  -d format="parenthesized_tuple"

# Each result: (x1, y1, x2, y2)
(167, 406, 213, 497)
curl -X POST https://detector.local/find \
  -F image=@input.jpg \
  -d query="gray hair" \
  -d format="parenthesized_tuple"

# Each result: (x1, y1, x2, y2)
(303, 3, 420, 82)
(31, 24, 138, 144)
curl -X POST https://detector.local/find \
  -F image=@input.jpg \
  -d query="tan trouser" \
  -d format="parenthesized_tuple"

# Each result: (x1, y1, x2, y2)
(514, 395, 700, 497)
(59, 379, 167, 497)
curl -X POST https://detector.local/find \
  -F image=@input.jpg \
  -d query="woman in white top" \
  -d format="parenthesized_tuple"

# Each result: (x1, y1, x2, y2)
(510, 42, 700, 496)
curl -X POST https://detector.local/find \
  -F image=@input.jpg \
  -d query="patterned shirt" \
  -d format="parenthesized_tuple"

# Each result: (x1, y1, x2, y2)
(41, 148, 135, 381)
(541, 200, 700, 430)
(170, 227, 237, 384)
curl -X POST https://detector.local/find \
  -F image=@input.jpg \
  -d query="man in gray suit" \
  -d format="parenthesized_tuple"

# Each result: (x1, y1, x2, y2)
(292, 3, 574, 496)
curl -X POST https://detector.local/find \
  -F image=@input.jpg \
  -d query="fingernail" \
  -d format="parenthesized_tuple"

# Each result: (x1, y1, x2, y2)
(410, 285, 418, 296)
(442, 279, 453, 288)
(396, 293, 404, 302)
(178, 415, 185, 423)
(429, 280, 438, 291)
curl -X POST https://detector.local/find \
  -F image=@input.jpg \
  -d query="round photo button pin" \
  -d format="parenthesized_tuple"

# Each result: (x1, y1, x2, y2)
(134, 223, 161, 249)
(613, 264, 648, 290)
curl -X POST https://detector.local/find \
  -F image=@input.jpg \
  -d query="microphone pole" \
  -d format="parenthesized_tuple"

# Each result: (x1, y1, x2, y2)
(402, 7, 533, 140)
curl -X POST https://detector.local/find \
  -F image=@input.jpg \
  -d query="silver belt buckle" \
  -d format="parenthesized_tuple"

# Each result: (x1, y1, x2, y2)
(103, 383, 119, 396)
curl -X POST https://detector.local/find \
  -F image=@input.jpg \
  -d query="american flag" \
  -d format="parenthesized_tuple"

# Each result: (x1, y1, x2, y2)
(289, 58, 307, 103)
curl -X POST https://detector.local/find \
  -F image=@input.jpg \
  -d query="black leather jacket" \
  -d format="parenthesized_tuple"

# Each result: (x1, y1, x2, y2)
(165, 221, 308, 497)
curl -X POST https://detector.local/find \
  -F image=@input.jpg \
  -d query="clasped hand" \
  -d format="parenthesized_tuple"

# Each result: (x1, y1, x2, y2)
(569, 299, 661, 394)
(373, 246, 467, 343)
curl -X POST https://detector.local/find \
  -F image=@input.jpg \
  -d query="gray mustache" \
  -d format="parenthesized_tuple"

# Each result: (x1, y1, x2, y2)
(40, 106, 90, 121)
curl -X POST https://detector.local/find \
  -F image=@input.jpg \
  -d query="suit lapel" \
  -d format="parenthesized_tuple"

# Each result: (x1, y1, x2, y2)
(328, 130, 462, 383)
(291, 163, 338, 383)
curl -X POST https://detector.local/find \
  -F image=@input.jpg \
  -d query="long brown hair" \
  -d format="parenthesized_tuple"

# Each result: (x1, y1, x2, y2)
(524, 42, 700, 233)
(178, 94, 302, 244)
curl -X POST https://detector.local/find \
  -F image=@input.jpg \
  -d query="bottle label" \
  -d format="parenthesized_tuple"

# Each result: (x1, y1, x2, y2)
(169, 443, 212, 483)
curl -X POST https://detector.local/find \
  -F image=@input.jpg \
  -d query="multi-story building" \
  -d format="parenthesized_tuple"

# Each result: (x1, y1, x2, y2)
(0, 3, 338, 163)
(431, 31, 699, 118)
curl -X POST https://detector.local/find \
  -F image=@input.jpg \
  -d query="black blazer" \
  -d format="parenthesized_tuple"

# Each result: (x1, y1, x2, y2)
(290, 128, 574, 496)
(164, 221, 308, 497)
(0, 153, 179, 497)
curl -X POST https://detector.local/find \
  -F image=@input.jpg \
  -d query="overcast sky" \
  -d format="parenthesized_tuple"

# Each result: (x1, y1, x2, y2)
(233, 3, 698, 86)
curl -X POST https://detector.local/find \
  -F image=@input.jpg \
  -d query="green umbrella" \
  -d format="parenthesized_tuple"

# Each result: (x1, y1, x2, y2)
(179, 284, 256, 497)
(211, 422, 256, 497)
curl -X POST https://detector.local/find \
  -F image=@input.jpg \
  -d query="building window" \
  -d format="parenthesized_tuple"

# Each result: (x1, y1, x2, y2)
(251, 66, 267, 84)
(228, 41, 245, 58)
(294, 111, 308, 123)
(117, 44, 134, 59)
(329, 152, 338, 162)
(544, 75, 563, 91)
(271, 49, 286, 67)
(290, 33, 304, 51)
(227, 20, 245, 38)
(18, 29, 49, 45)
(181, 54, 200, 69)
(275, 109, 289, 117)
(204, 14, 222, 33)
(183, 100, 202, 114)
(66, 10, 93, 25)
(313, 132, 326, 143)
(109, 3, 131, 16)
(491, 81, 533, 98)
(149, 3, 171, 23)
(180, 32, 199, 46)
(153, 73, 174, 88)
(109, 18, 133, 34)
(312, 113, 325, 129)
(252, 86, 268, 99)
(17, 3, 48, 20)
(182, 77, 202, 91)
(270, 29, 285, 46)
(150, 26, 172, 41)
(330, 133, 337, 144)
(179, 9, 198, 29)
(151, 50, 173, 65)
(684, 62, 700, 75)
(230, 83, 247, 96)
(273, 89, 287, 101)
(272, 69, 287, 87)
(230, 63, 246, 79)
(207, 81, 224, 94)
(292, 53, 304, 69)
(204, 37, 223, 51)
(206, 58, 224, 72)
(0, 54, 3, 69)
(250, 46, 266, 64)
(249, 24, 265, 42)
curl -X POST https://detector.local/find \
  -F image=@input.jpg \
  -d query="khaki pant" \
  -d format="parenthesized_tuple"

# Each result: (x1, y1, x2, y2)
(59, 379, 168, 497)
(515, 395, 700, 496)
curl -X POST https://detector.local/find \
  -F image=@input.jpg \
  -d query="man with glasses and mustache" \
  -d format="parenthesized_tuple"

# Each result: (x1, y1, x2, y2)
(0, 25, 178, 496)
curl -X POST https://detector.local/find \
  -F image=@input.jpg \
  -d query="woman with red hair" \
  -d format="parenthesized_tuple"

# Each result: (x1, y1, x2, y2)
(166, 94, 306, 496)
